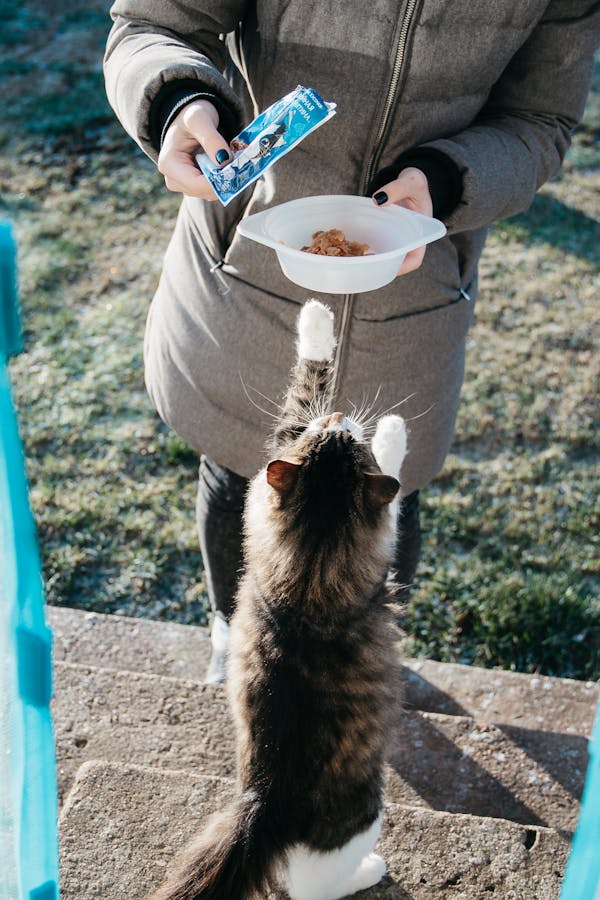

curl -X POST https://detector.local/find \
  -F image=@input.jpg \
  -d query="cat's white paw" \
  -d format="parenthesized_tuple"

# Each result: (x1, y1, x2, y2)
(342, 853, 387, 894)
(297, 299, 336, 362)
(372, 415, 407, 478)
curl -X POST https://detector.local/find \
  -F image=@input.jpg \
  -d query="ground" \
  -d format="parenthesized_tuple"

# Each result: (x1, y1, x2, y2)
(0, 2, 598, 678)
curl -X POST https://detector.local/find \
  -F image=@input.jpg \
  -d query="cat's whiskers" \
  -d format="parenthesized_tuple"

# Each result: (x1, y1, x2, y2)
(302, 391, 331, 430)
(239, 375, 281, 421)
(248, 384, 284, 410)
(351, 385, 383, 427)
(345, 386, 387, 425)
(287, 403, 328, 434)
(403, 402, 436, 424)
(310, 384, 330, 421)
(300, 397, 327, 423)
(348, 398, 369, 434)
(354, 392, 417, 432)
(357, 422, 380, 439)
(240, 372, 428, 440)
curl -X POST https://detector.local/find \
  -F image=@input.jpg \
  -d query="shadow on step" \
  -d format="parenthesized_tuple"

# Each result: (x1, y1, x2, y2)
(388, 713, 545, 825)
(387, 710, 588, 829)
(498, 723, 588, 799)
(401, 666, 469, 717)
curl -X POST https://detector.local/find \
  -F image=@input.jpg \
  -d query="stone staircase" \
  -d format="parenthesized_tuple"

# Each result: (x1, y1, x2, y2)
(48, 606, 598, 899)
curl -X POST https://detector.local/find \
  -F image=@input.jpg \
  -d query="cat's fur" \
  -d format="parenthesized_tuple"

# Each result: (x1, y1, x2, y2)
(151, 299, 408, 900)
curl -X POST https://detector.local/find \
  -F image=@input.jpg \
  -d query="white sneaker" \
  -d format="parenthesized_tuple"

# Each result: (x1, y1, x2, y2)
(204, 614, 230, 684)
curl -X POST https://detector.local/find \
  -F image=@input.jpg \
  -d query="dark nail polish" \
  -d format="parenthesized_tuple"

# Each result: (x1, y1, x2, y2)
(374, 191, 388, 206)
(216, 149, 230, 165)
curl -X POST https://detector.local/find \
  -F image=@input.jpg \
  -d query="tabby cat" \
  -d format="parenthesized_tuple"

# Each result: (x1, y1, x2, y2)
(152, 299, 408, 900)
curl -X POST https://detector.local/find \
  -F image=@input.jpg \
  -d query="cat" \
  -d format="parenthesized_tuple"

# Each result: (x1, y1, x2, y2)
(151, 299, 408, 900)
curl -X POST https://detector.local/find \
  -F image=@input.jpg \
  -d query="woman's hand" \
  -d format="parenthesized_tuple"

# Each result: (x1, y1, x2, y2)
(372, 167, 433, 275)
(157, 99, 232, 199)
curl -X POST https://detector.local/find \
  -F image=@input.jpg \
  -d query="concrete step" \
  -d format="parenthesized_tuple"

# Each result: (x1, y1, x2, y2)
(59, 759, 571, 899)
(48, 604, 211, 682)
(53, 661, 589, 829)
(402, 658, 597, 735)
(387, 711, 585, 830)
(53, 661, 236, 804)
(48, 605, 598, 734)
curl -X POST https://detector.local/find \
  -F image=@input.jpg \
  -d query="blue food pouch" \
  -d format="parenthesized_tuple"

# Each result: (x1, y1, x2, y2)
(196, 85, 336, 206)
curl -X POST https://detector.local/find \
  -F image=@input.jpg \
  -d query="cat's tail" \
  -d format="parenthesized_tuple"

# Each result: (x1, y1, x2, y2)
(149, 788, 285, 900)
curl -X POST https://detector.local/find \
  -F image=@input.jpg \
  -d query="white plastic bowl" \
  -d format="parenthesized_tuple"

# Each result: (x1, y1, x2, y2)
(236, 195, 446, 294)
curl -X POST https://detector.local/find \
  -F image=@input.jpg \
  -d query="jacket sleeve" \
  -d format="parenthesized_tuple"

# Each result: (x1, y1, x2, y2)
(422, 0, 600, 235)
(103, 0, 248, 161)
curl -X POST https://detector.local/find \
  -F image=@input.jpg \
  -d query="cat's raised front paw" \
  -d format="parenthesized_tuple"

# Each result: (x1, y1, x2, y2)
(372, 414, 407, 478)
(297, 299, 336, 362)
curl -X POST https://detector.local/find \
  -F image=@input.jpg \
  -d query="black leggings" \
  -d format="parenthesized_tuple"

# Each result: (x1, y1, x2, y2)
(196, 454, 422, 621)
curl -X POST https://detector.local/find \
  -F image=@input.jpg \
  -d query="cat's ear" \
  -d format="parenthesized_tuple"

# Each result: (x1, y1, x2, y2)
(266, 459, 300, 493)
(365, 472, 400, 507)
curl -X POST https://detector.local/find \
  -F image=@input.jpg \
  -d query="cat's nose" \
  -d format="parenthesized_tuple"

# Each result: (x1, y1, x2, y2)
(322, 412, 345, 429)
(321, 411, 363, 439)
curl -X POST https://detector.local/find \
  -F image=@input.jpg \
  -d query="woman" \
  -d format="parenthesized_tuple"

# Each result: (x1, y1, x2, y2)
(104, 0, 599, 680)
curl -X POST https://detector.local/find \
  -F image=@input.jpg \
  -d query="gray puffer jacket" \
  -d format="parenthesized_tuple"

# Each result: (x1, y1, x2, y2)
(104, 0, 599, 492)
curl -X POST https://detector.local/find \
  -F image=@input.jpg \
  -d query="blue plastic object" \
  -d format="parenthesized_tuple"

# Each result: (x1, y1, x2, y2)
(560, 701, 600, 899)
(0, 221, 60, 899)
(0, 222, 22, 356)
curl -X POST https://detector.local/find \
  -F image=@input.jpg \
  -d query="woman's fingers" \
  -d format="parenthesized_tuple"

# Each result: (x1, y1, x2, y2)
(372, 167, 434, 275)
(160, 151, 218, 199)
(157, 99, 230, 199)
(181, 101, 232, 166)
(163, 175, 218, 201)
(373, 166, 433, 216)
(397, 246, 427, 276)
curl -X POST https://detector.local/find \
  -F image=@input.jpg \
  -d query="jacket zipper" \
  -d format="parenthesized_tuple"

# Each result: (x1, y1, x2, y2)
(361, 0, 419, 194)
(330, 0, 420, 405)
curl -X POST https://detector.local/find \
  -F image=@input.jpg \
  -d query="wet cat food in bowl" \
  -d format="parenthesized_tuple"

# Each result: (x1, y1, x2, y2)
(236, 195, 446, 294)
(301, 228, 371, 257)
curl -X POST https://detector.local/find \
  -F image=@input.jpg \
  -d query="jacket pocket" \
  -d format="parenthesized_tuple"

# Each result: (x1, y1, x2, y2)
(349, 287, 474, 379)
(352, 235, 465, 323)
(386, 285, 473, 321)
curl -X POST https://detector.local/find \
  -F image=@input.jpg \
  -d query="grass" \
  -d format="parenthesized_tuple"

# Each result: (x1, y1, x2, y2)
(1, 3, 598, 677)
